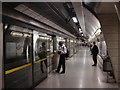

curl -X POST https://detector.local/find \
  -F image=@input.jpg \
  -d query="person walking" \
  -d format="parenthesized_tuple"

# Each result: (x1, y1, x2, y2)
(91, 42, 99, 66)
(56, 41, 67, 74)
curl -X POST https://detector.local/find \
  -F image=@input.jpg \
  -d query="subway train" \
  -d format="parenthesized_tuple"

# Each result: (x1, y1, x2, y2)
(3, 18, 81, 88)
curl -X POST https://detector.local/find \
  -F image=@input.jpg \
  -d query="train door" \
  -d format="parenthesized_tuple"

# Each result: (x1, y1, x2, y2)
(47, 36, 53, 73)
(33, 31, 48, 86)
(4, 25, 33, 88)
(70, 39, 74, 56)
(67, 39, 70, 57)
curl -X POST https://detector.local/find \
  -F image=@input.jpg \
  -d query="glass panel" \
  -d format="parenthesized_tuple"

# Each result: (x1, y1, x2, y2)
(47, 36, 53, 73)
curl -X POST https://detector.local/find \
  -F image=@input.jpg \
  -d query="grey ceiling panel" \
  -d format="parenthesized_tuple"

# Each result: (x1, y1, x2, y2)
(14, 4, 76, 38)
(72, 2, 86, 37)
(83, 7, 101, 39)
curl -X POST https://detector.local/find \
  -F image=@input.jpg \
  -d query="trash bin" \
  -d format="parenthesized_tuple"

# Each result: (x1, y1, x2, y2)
(103, 57, 112, 72)
(103, 57, 114, 83)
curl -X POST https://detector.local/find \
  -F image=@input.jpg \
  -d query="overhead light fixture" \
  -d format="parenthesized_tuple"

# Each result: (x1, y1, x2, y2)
(95, 29, 102, 36)
(79, 28, 81, 31)
(97, 29, 101, 33)
(11, 31, 23, 37)
(80, 31, 83, 33)
(4, 24, 8, 30)
(81, 34, 83, 36)
(72, 17, 78, 23)
(79, 28, 83, 33)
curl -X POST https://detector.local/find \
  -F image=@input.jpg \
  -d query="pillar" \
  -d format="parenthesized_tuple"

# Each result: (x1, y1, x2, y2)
(98, 13, 119, 83)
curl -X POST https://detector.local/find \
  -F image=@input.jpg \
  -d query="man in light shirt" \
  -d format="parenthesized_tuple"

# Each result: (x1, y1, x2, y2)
(56, 41, 67, 74)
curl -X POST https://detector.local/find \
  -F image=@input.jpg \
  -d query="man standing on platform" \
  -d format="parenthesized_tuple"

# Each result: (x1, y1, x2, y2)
(91, 42, 99, 66)
(56, 41, 67, 74)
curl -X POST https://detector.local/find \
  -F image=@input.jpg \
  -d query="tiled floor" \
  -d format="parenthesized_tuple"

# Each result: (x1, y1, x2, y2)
(35, 47, 118, 88)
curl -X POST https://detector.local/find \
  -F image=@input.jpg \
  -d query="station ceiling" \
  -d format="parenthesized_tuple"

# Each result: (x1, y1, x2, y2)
(3, 2, 116, 41)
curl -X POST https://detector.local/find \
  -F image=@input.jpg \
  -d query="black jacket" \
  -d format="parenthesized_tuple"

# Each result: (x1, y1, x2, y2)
(92, 45, 99, 55)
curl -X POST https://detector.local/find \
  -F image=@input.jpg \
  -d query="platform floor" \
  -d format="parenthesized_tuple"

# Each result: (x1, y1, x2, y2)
(35, 47, 118, 88)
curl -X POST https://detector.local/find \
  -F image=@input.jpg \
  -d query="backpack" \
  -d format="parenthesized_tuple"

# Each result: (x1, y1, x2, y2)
(65, 49, 69, 58)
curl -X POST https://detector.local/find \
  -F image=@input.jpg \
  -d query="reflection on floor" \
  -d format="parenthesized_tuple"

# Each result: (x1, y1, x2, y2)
(35, 47, 118, 88)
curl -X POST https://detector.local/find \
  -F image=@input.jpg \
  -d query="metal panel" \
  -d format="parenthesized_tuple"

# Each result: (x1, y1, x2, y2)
(84, 7, 101, 38)
(0, 23, 3, 89)
(0, 1, 3, 89)
(21, 3, 78, 35)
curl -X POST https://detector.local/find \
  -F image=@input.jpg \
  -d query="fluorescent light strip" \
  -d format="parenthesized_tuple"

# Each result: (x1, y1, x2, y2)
(72, 17, 78, 23)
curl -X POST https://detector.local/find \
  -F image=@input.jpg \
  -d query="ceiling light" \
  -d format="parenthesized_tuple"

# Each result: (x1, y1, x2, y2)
(4, 24, 8, 29)
(95, 29, 102, 36)
(97, 29, 101, 33)
(79, 28, 83, 33)
(80, 31, 83, 33)
(79, 28, 82, 31)
(72, 17, 78, 23)
(11, 31, 23, 37)
(79, 28, 81, 30)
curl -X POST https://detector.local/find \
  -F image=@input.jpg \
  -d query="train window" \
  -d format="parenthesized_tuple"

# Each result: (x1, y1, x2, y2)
(33, 32, 48, 61)
(35, 36, 46, 60)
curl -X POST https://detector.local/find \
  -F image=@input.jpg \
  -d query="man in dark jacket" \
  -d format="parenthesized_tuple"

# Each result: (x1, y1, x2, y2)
(91, 42, 99, 66)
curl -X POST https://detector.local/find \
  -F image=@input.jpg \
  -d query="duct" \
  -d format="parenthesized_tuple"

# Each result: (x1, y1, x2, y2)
(14, 4, 77, 37)
(21, 2, 79, 36)
(2, 4, 76, 38)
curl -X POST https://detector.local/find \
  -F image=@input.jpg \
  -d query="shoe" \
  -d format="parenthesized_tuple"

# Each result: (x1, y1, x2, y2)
(55, 70, 59, 73)
(92, 64, 96, 66)
(60, 71, 65, 74)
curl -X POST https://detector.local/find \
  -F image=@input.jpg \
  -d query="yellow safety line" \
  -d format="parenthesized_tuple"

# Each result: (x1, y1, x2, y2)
(5, 63, 32, 75)
(5, 53, 56, 75)
(50, 54, 55, 57)
(34, 58, 47, 64)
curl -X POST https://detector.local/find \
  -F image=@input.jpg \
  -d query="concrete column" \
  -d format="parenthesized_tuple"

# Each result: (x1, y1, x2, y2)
(98, 14, 119, 83)
(0, 23, 3, 89)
